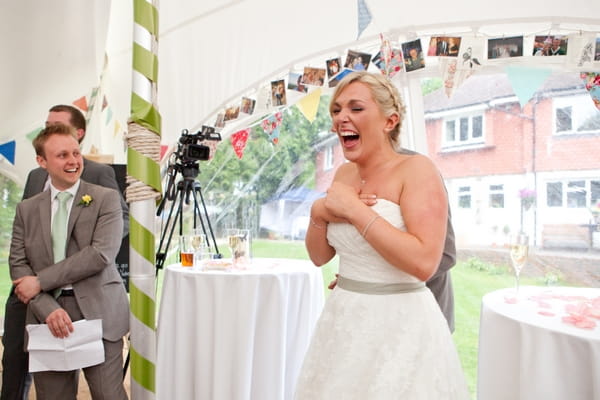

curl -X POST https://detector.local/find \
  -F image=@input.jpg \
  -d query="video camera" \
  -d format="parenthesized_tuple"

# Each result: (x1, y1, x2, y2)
(176, 126, 222, 164)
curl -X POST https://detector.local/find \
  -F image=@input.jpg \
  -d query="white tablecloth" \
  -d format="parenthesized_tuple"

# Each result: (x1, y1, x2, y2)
(477, 286, 600, 400)
(156, 258, 325, 400)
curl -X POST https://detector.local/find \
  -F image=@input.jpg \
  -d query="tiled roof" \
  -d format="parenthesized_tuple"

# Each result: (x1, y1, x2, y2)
(423, 72, 585, 113)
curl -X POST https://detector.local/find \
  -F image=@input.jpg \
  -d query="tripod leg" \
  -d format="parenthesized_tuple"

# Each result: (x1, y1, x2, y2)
(191, 183, 222, 257)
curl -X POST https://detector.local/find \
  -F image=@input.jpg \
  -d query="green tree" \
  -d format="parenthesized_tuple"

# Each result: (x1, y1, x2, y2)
(194, 95, 333, 236)
(0, 175, 22, 266)
(421, 77, 443, 95)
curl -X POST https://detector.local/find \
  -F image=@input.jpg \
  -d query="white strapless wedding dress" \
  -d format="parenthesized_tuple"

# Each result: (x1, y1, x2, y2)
(294, 199, 469, 400)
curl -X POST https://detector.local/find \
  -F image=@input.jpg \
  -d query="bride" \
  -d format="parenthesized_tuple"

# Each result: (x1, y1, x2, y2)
(294, 71, 469, 399)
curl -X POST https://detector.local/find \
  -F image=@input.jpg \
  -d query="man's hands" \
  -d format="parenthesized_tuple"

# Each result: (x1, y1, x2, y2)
(13, 276, 41, 304)
(46, 308, 74, 338)
(14, 276, 74, 338)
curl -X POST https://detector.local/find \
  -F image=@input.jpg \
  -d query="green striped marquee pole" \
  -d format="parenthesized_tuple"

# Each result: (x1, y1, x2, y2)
(127, 0, 162, 398)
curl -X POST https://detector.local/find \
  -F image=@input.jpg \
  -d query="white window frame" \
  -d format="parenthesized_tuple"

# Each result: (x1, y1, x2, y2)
(489, 184, 505, 208)
(553, 94, 600, 136)
(442, 113, 485, 149)
(458, 185, 472, 209)
(545, 178, 599, 208)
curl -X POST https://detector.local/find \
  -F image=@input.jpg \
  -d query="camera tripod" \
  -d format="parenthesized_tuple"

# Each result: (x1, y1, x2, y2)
(155, 163, 221, 271)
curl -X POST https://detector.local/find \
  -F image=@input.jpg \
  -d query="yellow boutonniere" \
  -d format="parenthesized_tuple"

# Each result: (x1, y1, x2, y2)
(79, 194, 93, 207)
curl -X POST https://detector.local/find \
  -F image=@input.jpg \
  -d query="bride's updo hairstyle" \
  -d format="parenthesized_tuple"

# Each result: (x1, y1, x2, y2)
(329, 71, 406, 148)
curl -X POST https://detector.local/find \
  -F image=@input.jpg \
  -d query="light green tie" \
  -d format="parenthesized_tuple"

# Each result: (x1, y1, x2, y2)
(52, 192, 72, 263)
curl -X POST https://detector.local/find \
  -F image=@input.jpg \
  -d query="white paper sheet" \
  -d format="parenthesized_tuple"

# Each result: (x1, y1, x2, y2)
(26, 319, 104, 372)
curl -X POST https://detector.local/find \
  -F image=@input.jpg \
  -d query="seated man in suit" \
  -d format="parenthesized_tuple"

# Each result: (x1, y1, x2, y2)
(1, 104, 128, 400)
(8, 123, 129, 399)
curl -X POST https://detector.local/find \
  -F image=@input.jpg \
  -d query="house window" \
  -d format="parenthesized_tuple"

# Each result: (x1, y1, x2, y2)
(323, 145, 334, 171)
(555, 106, 572, 132)
(445, 120, 455, 141)
(591, 180, 600, 206)
(553, 95, 600, 135)
(489, 184, 504, 208)
(443, 113, 484, 147)
(546, 179, 598, 208)
(458, 186, 471, 208)
(547, 182, 563, 207)
(566, 180, 586, 208)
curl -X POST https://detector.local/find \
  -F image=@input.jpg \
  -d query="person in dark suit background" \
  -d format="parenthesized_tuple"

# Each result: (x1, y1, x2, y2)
(398, 148, 456, 331)
(1, 105, 128, 400)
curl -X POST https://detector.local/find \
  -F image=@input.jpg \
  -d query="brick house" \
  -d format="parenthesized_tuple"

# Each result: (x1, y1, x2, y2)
(424, 72, 600, 248)
(313, 72, 600, 249)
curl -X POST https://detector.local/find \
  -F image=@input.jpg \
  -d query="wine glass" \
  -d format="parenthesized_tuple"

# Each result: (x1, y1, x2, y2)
(509, 232, 529, 296)
(191, 229, 207, 251)
(226, 229, 251, 268)
(190, 230, 207, 268)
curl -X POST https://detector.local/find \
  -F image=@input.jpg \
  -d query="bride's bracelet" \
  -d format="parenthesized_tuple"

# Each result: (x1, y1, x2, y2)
(361, 215, 381, 238)
(310, 216, 325, 230)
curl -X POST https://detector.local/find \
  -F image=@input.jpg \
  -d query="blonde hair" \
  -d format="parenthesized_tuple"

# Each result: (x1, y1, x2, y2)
(329, 71, 406, 146)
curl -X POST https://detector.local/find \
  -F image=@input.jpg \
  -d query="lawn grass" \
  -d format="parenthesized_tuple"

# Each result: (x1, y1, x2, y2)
(0, 240, 553, 399)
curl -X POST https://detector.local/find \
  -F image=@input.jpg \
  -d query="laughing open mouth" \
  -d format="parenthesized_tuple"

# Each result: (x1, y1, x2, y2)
(340, 131, 360, 144)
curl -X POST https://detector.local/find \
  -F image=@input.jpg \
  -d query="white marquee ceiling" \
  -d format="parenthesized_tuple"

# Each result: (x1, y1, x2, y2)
(1, 0, 599, 185)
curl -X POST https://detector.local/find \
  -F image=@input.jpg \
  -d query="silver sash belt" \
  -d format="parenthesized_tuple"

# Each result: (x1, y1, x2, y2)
(337, 276, 426, 295)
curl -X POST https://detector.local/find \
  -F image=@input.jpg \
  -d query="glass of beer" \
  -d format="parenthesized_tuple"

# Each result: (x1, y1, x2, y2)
(179, 235, 195, 267)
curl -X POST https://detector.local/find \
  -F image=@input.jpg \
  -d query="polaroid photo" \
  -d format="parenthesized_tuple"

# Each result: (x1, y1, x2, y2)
(240, 97, 256, 114)
(344, 50, 372, 71)
(402, 39, 425, 72)
(326, 57, 343, 79)
(488, 36, 524, 59)
(271, 79, 287, 106)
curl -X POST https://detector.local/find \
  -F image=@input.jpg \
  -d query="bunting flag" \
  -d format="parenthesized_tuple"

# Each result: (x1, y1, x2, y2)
(505, 66, 552, 108)
(581, 72, 600, 110)
(114, 119, 122, 137)
(73, 96, 88, 112)
(261, 112, 283, 144)
(26, 127, 42, 142)
(86, 87, 100, 125)
(105, 107, 113, 125)
(0, 140, 16, 164)
(231, 129, 250, 159)
(375, 35, 403, 78)
(296, 88, 322, 123)
(357, 0, 372, 40)
(441, 58, 474, 98)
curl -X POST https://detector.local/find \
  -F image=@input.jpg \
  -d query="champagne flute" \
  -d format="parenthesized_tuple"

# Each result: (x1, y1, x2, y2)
(190, 230, 207, 268)
(509, 233, 529, 296)
(226, 229, 240, 260)
(191, 229, 207, 252)
(226, 229, 250, 268)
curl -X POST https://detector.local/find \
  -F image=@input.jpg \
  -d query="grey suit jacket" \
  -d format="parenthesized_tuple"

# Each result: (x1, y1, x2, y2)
(398, 148, 456, 331)
(9, 181, 129, 341)
(22, 158, 129, 237)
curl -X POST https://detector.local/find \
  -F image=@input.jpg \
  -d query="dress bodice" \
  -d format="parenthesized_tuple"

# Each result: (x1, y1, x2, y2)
(327, 199, 422, 285)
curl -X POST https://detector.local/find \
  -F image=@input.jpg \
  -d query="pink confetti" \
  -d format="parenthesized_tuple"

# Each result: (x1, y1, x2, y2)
(538, 311, 555, 317)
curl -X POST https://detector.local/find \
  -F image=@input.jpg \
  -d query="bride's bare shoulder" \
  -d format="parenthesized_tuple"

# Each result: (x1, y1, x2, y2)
(333, 163, 357, 180)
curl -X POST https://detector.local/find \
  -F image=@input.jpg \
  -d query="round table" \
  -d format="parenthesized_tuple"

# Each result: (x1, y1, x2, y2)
(477, 286, 600, 400)
(156, 258, 325, 400)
